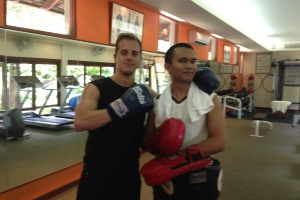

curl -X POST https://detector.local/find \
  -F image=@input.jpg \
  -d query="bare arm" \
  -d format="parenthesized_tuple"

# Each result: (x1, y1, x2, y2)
(141, 102, 157, 151)
(147, 86, 159, 99)
(197, 95, 227, 156)
(74, 83, 112, 132)
(177, 95, 226, 157)
(143, 85, 160, 137)
(143, 86, 159, 138)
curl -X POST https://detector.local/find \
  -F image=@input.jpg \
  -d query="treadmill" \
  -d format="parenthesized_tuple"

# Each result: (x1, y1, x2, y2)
(13, 76, 74, 129)
(50, 75, 79, 119)
(90, 75, 105, 81)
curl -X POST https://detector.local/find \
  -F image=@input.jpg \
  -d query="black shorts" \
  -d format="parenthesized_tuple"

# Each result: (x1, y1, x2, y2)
(76, 163, 141, 200)
(153, 159, 222, 200)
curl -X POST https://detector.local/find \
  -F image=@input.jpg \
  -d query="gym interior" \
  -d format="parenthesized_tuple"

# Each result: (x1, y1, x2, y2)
(0, 0, 299, 199)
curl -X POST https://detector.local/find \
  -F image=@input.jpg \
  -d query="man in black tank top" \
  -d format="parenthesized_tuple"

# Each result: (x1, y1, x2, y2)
(74, 33, 157, 200)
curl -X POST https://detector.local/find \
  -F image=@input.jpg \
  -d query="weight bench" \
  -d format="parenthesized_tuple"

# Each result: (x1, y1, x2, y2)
(250, 113, 273, 137)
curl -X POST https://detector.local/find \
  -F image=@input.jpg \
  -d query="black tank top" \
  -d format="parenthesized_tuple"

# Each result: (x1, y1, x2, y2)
(84, 77, 146, 171)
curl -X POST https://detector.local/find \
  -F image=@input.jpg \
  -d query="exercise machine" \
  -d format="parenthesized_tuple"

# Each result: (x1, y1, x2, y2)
(67, 75, 105, 109)
(222, 90, 253, 119)
(13, 76, 74, 129)
(50, 75, 80, 119)
(0, 108, 29, 140)
(90, 75, 105, 81)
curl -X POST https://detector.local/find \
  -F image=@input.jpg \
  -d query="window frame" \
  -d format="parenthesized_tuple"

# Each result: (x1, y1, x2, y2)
(67, 60, 116, 87)
(4, 0, 76, 40)
(0, 56, 61, 111)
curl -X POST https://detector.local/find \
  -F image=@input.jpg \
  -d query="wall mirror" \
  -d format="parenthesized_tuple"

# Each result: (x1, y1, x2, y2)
(0, 28, 118, 192)
(0, 27, 163, 193)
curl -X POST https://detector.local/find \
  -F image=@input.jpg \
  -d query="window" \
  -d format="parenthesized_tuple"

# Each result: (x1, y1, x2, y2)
(136, 59, 152, 86)
(66, 60, 152, 98)
(1, 57, 60, 114)
(6, 0, 73, 36)
(135, 67, 149, 85)
(67, 61, 115, 95)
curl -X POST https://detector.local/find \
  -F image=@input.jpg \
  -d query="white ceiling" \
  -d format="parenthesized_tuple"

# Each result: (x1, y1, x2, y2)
(133, 0, 300, 52)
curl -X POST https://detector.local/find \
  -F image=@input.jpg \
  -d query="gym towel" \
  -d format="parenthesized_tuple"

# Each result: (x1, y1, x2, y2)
(155, 82, 214, 127)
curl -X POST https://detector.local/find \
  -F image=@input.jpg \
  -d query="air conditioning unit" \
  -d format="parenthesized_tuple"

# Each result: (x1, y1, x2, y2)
(189, 31, 211, 46)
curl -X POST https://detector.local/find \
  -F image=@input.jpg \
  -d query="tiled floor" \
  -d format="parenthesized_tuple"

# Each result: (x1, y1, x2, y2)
(46, 118, 300, 200)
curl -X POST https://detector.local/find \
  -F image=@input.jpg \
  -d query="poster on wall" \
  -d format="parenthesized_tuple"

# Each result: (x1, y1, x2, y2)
(223, 45, 231, 63)
(220, 63, 233, 74)
(158, 15, 176, 52)
(110, 3, 144, 44)
(209, 61, 220, 73)
(256, 53, 272, 74)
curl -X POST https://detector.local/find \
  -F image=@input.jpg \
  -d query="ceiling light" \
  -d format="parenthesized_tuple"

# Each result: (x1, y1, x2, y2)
(211, 33, 223, 39)
(237, 45, 251, 52)
(160, 11, 184, 22)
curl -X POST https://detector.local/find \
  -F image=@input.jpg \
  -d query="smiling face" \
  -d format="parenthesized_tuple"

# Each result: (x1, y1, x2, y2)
(114, 38, 142, 77)
(165, 46, 197, 84)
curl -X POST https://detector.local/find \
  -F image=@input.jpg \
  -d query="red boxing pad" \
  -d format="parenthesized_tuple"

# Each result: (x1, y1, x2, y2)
(141, 145, 212, 186)
(145, 118, 185, 156)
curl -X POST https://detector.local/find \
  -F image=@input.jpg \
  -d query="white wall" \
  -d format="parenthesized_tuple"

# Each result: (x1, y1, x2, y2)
(0, 31, 164, 96)
(0, 34, 115, 68)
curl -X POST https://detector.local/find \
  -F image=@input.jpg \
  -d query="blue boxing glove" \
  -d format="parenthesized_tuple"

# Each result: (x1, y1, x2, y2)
(193, 67, 220, 94)
(107, 84, 154, 120)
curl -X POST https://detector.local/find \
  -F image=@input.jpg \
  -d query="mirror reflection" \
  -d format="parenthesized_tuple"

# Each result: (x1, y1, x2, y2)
(0, 27, 119, 192)
(0, 27, 161, 192)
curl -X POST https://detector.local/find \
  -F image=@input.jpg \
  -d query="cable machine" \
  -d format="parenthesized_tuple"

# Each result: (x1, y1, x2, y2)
(140, 58, 158, 91)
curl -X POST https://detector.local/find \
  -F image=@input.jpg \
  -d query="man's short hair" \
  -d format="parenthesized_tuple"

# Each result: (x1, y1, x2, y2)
(115, 33, 142, 54)
(165, 43, 194, 64)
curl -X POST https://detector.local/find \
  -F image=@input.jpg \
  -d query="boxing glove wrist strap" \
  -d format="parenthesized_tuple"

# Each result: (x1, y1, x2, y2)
(107, 99, 129, 120)
(186, 144, 205, 161)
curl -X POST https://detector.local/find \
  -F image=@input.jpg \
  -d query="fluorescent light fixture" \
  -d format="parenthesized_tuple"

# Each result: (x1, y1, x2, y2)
(211, 33, 223, 39)
(160, 11, 184, 22)
(237, 45, 251, 52)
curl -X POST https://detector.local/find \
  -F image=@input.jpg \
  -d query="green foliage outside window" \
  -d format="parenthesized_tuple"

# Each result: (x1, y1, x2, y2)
(6, 1, 69, 35)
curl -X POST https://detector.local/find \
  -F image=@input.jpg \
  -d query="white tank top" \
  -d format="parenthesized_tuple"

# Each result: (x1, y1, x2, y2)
(168, 93, 216, 149)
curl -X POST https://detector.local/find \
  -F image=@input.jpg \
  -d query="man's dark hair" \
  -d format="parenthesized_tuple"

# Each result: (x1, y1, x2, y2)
(165, 43, 194, 64)
(115, 33, 142, 54)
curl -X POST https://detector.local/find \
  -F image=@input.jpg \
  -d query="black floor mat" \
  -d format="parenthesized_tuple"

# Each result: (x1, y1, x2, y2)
(226, 108, 299, 125)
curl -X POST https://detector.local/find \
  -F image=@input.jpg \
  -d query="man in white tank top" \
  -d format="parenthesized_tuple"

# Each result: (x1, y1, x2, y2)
(143, 43, 226, 200)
